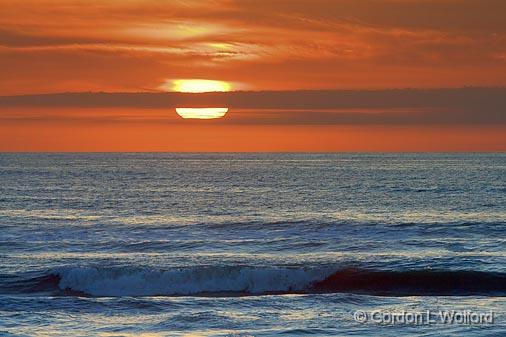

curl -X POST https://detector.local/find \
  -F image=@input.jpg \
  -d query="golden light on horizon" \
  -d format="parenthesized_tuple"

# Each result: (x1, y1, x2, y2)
(176, 107, 228, 119)
(171, 79, 231, 119)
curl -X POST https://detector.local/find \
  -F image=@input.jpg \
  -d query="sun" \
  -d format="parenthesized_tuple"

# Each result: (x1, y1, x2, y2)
(176, 108, 228, 119)
(169, 79, 230, 119)
(172, 79, 231, 93)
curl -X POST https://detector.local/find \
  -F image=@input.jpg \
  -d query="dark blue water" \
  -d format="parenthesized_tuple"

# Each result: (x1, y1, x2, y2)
(1, 153, 505, 336)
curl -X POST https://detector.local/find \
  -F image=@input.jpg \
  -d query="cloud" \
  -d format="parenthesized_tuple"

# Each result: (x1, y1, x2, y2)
(0, 1, 505, 94)
(1, 88, 504, 126)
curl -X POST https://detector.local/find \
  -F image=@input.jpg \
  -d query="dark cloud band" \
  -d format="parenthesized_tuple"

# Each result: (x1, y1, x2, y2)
(1, 88, 504, 125)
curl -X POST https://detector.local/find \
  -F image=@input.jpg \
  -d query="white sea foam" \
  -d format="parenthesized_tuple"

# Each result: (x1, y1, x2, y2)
(56, 266, 332, 296)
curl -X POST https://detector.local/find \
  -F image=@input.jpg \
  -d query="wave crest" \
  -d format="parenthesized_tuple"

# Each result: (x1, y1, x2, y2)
(5, 267, 506, 297)
(56, 266, 331, 296)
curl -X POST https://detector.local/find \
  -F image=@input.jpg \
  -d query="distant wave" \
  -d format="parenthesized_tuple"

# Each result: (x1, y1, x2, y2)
(4, 266, 506, 297)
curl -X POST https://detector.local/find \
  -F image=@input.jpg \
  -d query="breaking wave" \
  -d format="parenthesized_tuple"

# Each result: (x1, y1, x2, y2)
(56, 266, 330, 296)
(4, 266, 506, 297)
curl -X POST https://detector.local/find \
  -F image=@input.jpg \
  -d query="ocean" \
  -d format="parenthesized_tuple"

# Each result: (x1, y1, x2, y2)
(0, 153, 505, 336)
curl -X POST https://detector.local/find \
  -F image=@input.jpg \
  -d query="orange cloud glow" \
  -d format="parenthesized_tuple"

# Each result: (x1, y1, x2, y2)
(0, 1, 505, 151)
(1, 0, 506, 94)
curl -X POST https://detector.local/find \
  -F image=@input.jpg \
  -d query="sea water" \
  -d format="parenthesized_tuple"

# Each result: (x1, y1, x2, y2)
(1, 153, 505, 336)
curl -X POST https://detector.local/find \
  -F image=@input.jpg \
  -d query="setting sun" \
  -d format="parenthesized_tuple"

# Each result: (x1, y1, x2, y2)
(176, 107, 228, 119)
(171, 79, 231, 119)
(171, 79, 231, 93)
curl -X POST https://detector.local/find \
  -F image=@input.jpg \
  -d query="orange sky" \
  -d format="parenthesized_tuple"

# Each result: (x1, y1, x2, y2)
(1, 0, 505, 151)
